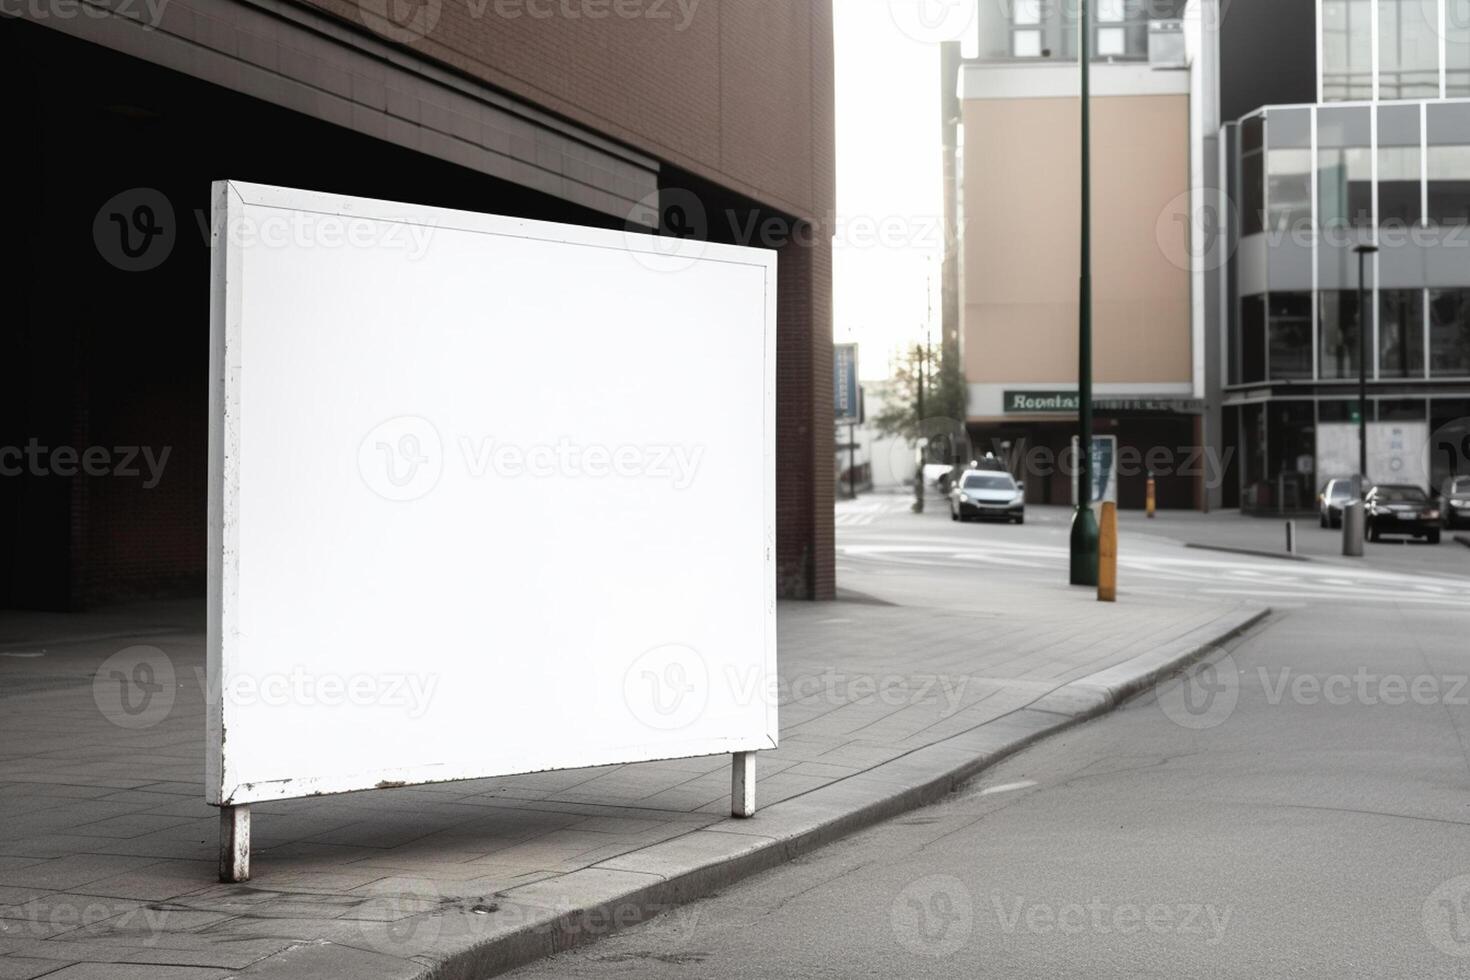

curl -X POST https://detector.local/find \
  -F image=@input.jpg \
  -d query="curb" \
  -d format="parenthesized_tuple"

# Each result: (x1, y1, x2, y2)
(1455, 534, 1470, 550)
(259, 605, 1269, 979)
(1184, 542, 1311, 562)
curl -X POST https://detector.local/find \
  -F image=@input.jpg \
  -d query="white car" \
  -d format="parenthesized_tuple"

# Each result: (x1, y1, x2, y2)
(922, 462, 957, 492)
(949, 470, 1025, 524)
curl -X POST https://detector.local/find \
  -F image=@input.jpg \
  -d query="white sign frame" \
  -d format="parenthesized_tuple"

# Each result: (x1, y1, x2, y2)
(206, 180, 777, 880)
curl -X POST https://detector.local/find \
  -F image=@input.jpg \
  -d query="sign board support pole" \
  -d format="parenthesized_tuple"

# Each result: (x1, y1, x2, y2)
(731, 751, 756, 818)
(219, 805, 251, 883)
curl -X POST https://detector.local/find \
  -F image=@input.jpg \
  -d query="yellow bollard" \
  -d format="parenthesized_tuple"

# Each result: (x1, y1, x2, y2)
(1098, 501, 1117, 603)
(1145, 472, 1156, 519)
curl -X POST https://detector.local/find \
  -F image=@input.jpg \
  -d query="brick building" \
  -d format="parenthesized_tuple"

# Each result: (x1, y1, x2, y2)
(1, 0, 835, 609)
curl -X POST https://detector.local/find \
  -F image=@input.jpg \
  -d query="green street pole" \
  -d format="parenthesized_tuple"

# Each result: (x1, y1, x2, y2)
(1070, 0, 1099, 586)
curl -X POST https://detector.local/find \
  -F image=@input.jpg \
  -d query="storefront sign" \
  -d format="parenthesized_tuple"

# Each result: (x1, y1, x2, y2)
(1004, 391, 1203, 414)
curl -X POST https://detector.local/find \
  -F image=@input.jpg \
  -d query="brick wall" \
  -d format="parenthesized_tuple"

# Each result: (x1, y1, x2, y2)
(303, 0, 836, 224)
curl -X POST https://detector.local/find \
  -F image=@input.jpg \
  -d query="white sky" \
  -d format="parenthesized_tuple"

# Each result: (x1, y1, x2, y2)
(832, 0, 978, 381)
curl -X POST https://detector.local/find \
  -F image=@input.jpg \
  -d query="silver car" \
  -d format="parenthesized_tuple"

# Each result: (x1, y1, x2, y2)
(950, 470, 1025, 524)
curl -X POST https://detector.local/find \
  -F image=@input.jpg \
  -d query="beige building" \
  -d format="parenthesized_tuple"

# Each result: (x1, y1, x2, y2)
(954, 10, 1213, 510)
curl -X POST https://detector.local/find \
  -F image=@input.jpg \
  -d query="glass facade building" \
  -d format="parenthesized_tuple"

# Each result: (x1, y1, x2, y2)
(1222, 0, 1470, 510)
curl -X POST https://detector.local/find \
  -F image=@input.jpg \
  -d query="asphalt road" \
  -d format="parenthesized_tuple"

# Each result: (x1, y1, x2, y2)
(510, 498, 1470, 978)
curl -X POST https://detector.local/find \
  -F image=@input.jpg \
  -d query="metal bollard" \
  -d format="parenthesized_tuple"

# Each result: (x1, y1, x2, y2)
(1145, 472, 1156, 519)
(1285, 520, 1296, 555)
(1342, 501, 1364, 557)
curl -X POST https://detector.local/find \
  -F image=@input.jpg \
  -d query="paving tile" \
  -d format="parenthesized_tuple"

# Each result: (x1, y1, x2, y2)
(0, 575, 1258, 980)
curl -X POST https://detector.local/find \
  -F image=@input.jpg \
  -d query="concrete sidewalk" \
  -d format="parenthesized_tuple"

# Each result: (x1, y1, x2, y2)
(0, 580, 1264, 978)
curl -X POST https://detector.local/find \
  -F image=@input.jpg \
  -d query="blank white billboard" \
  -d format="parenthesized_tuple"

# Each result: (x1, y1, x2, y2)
(206, 181, 776, 807)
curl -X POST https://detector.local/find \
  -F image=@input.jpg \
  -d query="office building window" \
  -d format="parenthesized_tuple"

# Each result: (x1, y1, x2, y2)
(1379, 289, 1426, 378)
(1269, 293, 1314, 379)
(1379, 398, 1428, 420)
(1451, 0, 1470, 96)
(1267, 110, 1313, 235)
(1013, 30, 1042, 57)
(1242, 295, 1266, 383)
(1320, 290, 1368, 379)
(1267, 402, 1316, 491)
(1318, 107, 1374, 231)
(1243, 152, 1266, 235)
(1430, 288, 1470, 375)
(1268, 150, 1313, 234)
(1322, 0, 1374, 100)
(1379, 0, 1443, 99)
(1012, 0, 1042, 57)
(1428, 103, 1470, 226)
(1319, 400, 1370, 422)
(1379, 105, 1424, 227)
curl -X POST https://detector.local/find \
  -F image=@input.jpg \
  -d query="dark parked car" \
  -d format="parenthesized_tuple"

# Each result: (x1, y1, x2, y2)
(949, 470, 1025, 524)
(1364, 484, 1441, 544)
(1440, 476, 1470, 529)
(1317, 477, 1361, 529)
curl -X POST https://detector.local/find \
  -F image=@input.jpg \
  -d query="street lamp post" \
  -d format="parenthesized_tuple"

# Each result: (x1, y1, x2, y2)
(1070, 0, 1099, 586)
(1353, 243, 1378, 487)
